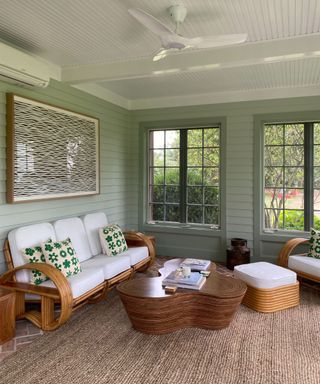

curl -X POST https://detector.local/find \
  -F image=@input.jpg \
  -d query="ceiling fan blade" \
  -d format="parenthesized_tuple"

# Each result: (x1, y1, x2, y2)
(190, 34, 248, 49)
(153, 48, 170, 62)
(128, 8, 175, 38)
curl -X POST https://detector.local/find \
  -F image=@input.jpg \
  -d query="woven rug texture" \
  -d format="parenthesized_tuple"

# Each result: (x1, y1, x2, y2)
(0, 283, 320, 384)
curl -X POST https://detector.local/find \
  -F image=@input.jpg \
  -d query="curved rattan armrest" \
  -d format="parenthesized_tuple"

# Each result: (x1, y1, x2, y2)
(1, 281, 60, 299)
(124, 231, 156, 263)
(278, 238, 309, 268)
(0, 263, 73, 326)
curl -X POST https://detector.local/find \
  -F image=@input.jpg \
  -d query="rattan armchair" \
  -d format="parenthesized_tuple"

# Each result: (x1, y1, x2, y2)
(277, 237, 320, 283)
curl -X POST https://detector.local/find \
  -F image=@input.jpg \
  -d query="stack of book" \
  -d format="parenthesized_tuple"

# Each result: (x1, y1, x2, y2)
(162, 271, 206, 290)
(180, 258, 211, 271)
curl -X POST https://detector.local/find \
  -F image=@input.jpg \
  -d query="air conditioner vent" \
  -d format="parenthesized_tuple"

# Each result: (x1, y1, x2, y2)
(0, 42, 50, 88)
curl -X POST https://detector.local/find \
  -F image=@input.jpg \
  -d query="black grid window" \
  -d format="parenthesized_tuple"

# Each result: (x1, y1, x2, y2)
(148, 127, 220, 226)
(264, 122, 320, 231)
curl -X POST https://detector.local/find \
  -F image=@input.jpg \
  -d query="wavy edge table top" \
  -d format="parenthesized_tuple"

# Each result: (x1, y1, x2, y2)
(117, 259, 247, 299)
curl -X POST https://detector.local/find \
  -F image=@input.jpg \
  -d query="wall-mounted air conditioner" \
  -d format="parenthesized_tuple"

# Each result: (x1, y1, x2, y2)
(0, 42, 50, 88)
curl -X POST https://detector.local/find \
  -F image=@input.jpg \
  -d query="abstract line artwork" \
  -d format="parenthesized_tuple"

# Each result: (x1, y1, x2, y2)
(6, 94, 99, 203)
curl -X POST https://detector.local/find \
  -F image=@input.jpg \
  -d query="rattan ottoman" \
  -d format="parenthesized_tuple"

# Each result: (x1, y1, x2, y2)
(234, 262, 299, 313)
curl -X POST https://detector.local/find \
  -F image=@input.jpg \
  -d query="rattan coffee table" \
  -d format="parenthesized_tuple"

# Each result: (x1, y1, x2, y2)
(117, 258, 247, 334)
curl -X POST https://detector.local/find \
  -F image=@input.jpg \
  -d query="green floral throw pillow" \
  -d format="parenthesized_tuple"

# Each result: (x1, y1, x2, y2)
(99, 224, 128, 256)
(41, 238, 82, 278)
(21, 245, 48, 285)
(308, 228, 320, 258)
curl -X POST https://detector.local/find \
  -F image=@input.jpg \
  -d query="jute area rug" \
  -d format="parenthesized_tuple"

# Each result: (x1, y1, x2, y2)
(1, 277, 320, 383)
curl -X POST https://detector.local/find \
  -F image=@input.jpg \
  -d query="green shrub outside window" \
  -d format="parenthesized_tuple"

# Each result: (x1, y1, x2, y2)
(148, 127, 220, 226)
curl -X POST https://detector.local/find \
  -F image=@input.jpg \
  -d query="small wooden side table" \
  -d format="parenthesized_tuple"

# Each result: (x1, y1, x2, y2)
(0, 288, 16, 344)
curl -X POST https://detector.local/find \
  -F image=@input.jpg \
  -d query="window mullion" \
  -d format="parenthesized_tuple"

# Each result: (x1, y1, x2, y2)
(180, 130, 187, 223)
(304, 123, 313, 231)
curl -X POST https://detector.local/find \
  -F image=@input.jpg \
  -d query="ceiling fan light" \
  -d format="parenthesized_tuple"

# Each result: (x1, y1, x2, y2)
(153, 55, 162, 62)
(153, 49, 168, 61)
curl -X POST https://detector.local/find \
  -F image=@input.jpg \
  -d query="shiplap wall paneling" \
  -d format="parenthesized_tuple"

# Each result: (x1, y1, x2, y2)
(226, 115, 254, 253)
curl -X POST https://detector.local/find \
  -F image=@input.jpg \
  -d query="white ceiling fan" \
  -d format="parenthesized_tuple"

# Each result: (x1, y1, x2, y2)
(128, 5, 247, 61)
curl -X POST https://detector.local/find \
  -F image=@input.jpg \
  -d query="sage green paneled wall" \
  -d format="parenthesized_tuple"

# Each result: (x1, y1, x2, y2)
(133, 95, 320, 262)
(1, 78, 320, 270)
(0, 79, 138, 273)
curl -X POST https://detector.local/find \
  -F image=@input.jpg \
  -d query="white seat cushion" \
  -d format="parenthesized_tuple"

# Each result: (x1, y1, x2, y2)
(81, 254, 131, 280)
(54, 218, 92, 262)
(82, 212, 108, 256)
(121, 247, 149, 266)
(234, 262, 297, 289)
(288, 255, 320, 278)
(8, 223, 56, 283)
(40, 265, 104, 299)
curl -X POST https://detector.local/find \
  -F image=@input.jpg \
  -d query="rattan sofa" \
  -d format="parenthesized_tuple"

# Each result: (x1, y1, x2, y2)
(0, 212, 155, 331)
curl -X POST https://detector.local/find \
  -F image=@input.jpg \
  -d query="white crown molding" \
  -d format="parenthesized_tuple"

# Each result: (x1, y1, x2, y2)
(73, 83, 130, 109)
(71, 83, 320, 110)
(129, 85, 320, 110)
(45, 60, 61, 81)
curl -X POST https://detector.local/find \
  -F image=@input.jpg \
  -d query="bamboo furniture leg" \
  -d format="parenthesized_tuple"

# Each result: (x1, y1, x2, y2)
(41, 296, 56, 330)
(0, 288, 16, 344)
(15, 291, 25, 318)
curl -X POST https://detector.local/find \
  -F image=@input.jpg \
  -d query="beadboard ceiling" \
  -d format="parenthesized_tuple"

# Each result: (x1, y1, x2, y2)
(1, 0, 320, 109)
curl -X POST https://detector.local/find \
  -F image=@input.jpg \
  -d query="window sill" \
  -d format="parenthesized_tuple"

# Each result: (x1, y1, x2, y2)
(142, 222, 223, 237)
(260, 229, 310, 242)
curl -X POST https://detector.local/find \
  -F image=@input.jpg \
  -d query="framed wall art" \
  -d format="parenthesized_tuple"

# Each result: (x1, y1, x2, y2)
(6, 93, 100, 203)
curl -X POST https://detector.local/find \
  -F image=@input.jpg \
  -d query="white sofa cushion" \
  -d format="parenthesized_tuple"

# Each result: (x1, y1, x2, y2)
(121, 246, 149, 266)
(288, 255, 320, 278)
(234, 262, 297, 289)
(81, 254, 131, 280)
(8, 223, 56, 283)
(40, 265, 104, 299)
(54, 218, 92, 262)
(83, 212, 108, 256)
